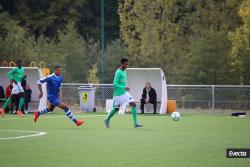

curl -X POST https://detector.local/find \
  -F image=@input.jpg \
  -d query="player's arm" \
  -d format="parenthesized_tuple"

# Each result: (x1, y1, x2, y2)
(37, 77, 50, 99)
(37, 84, 43, 99)
(7, 68, 17, 83)
(58, 78, 62, 98)
(23, 74, 27, 80)
(58, 87, 62, 98)
(58, 80, 62, 98)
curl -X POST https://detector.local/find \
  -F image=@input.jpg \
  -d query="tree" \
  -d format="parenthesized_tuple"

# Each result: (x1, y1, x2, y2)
(0, 12, 35, 64)
(105, 39, 127, 83)
(0, 0, 120, 41)
(184, 28, 231, 84)
(228, 0, 250, 85)
(119, 0, 242, 84)
(87, 63, 99, 84)
(57, 21, 88, 82)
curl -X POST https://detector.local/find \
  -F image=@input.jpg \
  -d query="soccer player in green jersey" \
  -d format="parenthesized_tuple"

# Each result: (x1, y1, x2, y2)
(104, 58, 143, 128)
(0, 60, 26, 117)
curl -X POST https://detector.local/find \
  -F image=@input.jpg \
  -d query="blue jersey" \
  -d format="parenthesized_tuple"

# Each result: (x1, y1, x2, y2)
(37, 73, 62, 98)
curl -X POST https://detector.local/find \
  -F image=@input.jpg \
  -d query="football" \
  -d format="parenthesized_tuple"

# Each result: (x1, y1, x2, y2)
(171, 111, 181, 121)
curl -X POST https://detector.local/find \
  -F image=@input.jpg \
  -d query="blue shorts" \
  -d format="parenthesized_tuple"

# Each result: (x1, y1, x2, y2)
(47, 96, 61, 106)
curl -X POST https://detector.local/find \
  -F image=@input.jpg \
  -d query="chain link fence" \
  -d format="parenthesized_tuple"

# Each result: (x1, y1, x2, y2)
(168, 85, 250, 112)
(62, 83, 250, 112)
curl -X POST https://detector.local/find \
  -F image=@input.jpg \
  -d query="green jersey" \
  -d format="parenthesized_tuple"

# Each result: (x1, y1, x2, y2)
(113, 68, 127, 96)
(7, 67, 25, 82)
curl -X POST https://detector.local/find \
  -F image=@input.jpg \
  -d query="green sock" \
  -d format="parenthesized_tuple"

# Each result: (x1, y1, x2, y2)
(3, 97, 12, 110)
(106, 108, 117, 121)
(131, 106, 138, 126)
(18, 98, 25, 111)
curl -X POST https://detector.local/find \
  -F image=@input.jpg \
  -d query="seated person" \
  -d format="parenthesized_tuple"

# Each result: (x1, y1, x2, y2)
(0, 85, 5, 101)
(0, 85, 5, 106)
(140, 82, 157, 114)
(5, 81, 13, 99)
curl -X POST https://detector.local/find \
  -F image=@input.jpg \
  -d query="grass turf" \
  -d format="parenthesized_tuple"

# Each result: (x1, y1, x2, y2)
(0, 112, 250, 167)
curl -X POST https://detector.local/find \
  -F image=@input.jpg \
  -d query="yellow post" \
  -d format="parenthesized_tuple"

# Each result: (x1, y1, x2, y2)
(39, 61, 50, 77)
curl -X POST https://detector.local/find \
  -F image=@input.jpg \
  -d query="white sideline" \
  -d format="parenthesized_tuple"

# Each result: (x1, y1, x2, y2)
(0, 130, 47, 140)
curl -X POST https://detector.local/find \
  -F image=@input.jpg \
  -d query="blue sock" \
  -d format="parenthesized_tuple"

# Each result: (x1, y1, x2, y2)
(39, 108, 50, 115)
(64, 109, 77, 123)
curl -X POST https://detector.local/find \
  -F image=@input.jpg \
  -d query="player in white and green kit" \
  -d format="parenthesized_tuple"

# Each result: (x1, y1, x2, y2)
(0, 60, 26, 117)
(104, 58, 143, 128)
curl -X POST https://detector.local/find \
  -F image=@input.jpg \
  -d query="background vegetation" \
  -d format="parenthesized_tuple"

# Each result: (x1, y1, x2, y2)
(0, 0, 249, 84)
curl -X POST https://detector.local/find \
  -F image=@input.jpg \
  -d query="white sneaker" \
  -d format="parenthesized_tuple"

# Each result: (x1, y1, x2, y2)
(134, 122, 143, 128)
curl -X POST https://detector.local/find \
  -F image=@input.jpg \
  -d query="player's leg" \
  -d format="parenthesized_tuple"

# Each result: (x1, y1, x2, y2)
(2, 97, 12, 110)
(34, 104, 53, 122)
(18, 93, 25, 111)
(0, 96, 13, 117)
(57, 101, 84, 126)
(16, 92, 25, 117)
(24, 99, 28, 114)
(104, 107, 119, 128)
(104, 97, 120, 128)
(129, 102, 141, 127)
(16, 82, 25, 116)
(39, 104, 53, 115)
(105, 107, 119, 121)
(126, 93, 143, 128)
(12, 94, 19, 114)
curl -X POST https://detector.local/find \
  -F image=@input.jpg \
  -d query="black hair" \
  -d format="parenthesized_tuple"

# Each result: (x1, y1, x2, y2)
(120, 58, 128, 64)
(54, 65, 61, 69)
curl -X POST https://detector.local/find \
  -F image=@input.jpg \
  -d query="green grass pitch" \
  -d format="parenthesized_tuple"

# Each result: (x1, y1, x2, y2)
(0, 112, 250, 167)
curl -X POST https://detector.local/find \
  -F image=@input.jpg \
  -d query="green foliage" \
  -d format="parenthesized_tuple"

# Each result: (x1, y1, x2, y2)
(119, 0, 242, 84)
(184, 28, 231, 84)
(0, 15, 99, 83)
(57, 21, 88, 82)
(0, 0, 249, 84)
(87, 63, 100, 84)
(228, 0, 250, 85)
(0, 0, 120, 83)
(0, 13, 36, 64)
(0, 0, 119, 41)
(104, 39, 126, 83)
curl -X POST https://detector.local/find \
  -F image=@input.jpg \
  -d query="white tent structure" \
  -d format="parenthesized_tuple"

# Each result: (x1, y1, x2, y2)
(126, 68, 167, 114)
(0, 67, 47, 110)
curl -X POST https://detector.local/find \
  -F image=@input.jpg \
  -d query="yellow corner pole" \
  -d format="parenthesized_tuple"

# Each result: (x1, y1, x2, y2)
(9, 61, 16, 67)
(39, 61, 46, 69)
(39, 61, 50, 77)
(30, 61, 37, 67)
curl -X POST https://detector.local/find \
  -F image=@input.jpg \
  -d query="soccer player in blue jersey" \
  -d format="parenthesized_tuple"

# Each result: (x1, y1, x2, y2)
(34, 65, 84, 127)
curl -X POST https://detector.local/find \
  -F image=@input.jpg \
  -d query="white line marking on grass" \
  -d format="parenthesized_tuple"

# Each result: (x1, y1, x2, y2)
(0, 115, 105, 121)
(0, 130, 47, 140)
